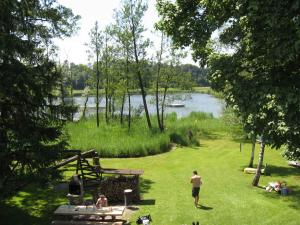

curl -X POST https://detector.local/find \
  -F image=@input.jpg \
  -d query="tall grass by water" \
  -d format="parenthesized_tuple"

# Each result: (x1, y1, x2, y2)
(66, 112, 234, 157)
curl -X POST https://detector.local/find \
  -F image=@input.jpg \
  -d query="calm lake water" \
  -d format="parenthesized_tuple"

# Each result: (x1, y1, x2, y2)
(71, 93, 224, 119)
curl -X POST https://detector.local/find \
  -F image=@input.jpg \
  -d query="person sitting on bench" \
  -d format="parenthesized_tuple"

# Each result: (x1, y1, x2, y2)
(96, 194, 108, 208)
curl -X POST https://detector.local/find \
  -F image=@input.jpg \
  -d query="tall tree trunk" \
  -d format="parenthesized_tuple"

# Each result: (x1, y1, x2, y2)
(120, 93, 126, 125)
(104, 40, 109, 124)
(155, 79, 162, 131)
(108, 96, 112, 113)
(248, 137, 256, 168)
(161, 87, 168, 131)
(128, 90, 131, 130)
(96, 65, 100, 127)
(252, 136, 265, 186)
(82, 95, 89, 119)
(131, 17, 152, 129)
(60, 80, 65, 106)
(111, 96, 115, 118)
(156, 33, 164, 132)
(105, 87, 108, 124)
(70, 67, 74, 121)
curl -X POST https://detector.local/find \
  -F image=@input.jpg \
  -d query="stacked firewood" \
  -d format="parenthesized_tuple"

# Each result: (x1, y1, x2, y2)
(99, 175, 140, 203)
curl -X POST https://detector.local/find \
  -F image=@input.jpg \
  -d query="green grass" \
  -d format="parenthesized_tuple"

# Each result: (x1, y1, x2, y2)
(2, 127, 299, 225)
(66, 112, 224, 157)
(66, 115, 171, 157)
(107, 139, 300, 225)
(72, 86, 214, 97)
(192, 86, 223, 98)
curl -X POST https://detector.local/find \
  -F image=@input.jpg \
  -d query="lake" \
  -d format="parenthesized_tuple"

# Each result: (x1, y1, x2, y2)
(71, 93, 224, 119)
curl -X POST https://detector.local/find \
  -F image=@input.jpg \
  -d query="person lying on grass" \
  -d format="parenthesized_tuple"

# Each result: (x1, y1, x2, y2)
(265, 181, 287, 193)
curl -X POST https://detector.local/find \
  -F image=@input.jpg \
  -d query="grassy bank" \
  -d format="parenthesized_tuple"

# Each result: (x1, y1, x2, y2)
(66, 112, 230, 157)
(2, 126, 299, 225)
(72, 86, 219, 96)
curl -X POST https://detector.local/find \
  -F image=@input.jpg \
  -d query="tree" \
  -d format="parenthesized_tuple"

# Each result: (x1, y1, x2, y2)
(153, 32, 192, 131)
(0, 0, 79, 192)
(120, 0, 152, 129)
(181, 64, 209, 87)
(154, 32, 165, 131)
(86, 21, 103, 127)
(157, 0, 300, 186)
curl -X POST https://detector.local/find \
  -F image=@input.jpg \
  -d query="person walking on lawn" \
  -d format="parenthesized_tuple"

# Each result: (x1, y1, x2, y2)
(191, 170, 202, 207)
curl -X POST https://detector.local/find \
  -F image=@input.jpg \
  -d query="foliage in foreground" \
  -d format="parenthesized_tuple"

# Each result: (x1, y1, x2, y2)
(0, 0, 79, 195)
(157, 0, 300, 187)
(66, 112, 230, 157)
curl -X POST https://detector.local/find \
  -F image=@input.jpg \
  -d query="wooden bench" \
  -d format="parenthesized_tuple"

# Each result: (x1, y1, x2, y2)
(51, 220, 123, 225)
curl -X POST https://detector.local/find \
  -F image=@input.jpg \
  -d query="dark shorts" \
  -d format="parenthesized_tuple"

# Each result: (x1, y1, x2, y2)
(192, 187, 200, 197)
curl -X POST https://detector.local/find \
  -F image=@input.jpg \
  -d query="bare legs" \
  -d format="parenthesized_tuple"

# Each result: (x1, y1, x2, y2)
(194, 195, 199, 206)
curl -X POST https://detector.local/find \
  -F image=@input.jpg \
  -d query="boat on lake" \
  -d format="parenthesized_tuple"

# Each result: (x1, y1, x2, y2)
(166, 102, 185, 107)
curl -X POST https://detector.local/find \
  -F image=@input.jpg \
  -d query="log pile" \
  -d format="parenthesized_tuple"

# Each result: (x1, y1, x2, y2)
(99, 175, 140, 203)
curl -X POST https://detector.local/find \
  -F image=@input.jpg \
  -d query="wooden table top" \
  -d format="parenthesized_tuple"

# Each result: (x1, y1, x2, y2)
(54, 205, 125, 216)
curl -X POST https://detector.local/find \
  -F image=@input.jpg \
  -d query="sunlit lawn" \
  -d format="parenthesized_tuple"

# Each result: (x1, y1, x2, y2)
(1, 135, 299, 225)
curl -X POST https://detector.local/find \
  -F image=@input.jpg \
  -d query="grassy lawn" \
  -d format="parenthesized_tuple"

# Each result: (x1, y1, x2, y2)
(104, 138, 300, 225)
(1, 134, 299, 225)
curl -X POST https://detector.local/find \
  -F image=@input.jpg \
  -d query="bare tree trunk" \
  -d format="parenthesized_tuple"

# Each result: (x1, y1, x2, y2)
(70, 66, 74, 121)
(105, 87, 108, 124)
(156, 33, 164, 132)
(108, 96, 112, 113)
(104, 37, 109, 124)
(248, 137, 256, 168)
(111, 96, 115, 118)
(60, 81, 65, 106)
(120, 93, 125, 125)
(95, 36, 101, 129)
(96, 71, 100, 127)
(155, 77, 162, 131)
(128, 90, 131, 130)
(131, 16, 152, 129)
(82, 95, 89, 119)
(161, 87, 168, 131)
(252, 136, 265, 186)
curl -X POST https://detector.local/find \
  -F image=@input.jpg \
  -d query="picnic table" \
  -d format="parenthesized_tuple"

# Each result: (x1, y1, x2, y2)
(54, 205, 125, 222)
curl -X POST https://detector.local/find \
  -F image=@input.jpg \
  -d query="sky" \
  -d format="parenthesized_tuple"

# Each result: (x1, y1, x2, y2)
(55, 0, 196, 65)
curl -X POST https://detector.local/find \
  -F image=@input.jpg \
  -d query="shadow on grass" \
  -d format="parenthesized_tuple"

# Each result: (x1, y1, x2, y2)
(0, 202, 40, 225)
(1, 184, 66, 225)
(198, 204, 213, 210)
(258, 184, 300, 210)
(266, 165, 300, 177)
(138, 199, 156, 205)
(139, 178, 155, 194)
(199, 131, 221, 140)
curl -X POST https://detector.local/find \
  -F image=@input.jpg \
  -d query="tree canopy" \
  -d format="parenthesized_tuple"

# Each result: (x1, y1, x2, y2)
(157, 0, 300, 158)
(157, 0, 300, 185)
(0, 0, 79, 193)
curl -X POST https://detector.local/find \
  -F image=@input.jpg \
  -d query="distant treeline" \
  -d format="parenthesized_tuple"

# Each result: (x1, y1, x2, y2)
(66, 62, 209, 90)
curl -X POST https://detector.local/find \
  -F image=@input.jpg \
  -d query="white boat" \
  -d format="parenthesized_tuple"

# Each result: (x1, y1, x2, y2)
(166, 103, 185, 107)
